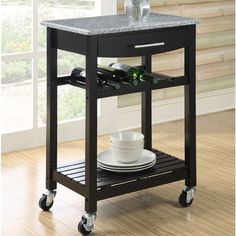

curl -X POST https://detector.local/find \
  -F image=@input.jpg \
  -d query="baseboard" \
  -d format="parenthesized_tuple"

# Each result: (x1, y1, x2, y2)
(2, 88, 234, 153)
(117, 88, 235, 131)
(1, 119, 85, 154)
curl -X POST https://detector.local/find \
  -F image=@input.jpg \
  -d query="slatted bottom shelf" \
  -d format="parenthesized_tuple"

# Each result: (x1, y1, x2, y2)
(53, 149, 187, 200)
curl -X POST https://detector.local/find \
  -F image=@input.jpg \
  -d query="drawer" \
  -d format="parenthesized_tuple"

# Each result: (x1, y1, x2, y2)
(97, 26, 189, 57)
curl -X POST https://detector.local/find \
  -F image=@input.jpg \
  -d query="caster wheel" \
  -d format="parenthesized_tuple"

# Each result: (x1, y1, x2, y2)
(178, 191, 193, 207)
(38, 194, 54, 211)
(78, 218, 92, 235)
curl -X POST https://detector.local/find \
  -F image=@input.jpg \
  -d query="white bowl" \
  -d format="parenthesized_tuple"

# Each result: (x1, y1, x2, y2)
(111, 146, 143, 163)
(111, 131, 144, 147)
(111, 143, 144, 150)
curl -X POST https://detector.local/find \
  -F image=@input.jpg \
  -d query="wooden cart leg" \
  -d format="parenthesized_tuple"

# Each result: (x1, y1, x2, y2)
(141, 55, 152, 150)
(178, 25, 197, 208)
(38, 28, 57, 212)
(78, 35, 98, 236)
(46, 28, 58, 191)
(184, 25, 196, 188)
(85, 36, 98, 214)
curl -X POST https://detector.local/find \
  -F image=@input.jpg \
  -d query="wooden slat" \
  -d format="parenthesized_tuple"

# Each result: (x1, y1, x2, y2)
(67, 171, 86, 179)
(119, 1, 235, 18)
(65, 156, 178, 180)
(197, 30, 234, 49)
(55, 150, 184, 186)
(59, 164, 85, 173)
(151, 5, 181, 16)
(146, 0, 167, 7)
(152, 149, 166, 156)
(196, 46, 235, 65)
(57, 162, 85, 172)
(197, 15, 235, 34)
(61, 167, 85, 175)
(118, 0, 233, 9)
(57, 160, 85, 169)
(158, 59, 235, 80)
(56, 150, 173, 180)
(118, 0, 165, 10)
(223, 1, 235, 15)
(77, 160, 185, 186)
(96, 163, 186, 188)
(165, 0, 231, 6)
(196, 59, 235, 80)
(119, 51, 183, 72)
(180, 1, 235, 18)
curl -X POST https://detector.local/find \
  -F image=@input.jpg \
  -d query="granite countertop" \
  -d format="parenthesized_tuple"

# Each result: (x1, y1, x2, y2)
(42, 13, 199, 36)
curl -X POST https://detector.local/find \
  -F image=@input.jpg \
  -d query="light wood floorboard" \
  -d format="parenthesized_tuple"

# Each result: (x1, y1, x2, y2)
(2, 110, 235, 236)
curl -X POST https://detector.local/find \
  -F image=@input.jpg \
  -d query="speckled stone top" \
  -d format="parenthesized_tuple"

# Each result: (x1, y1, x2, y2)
(42, 13, 199, 36)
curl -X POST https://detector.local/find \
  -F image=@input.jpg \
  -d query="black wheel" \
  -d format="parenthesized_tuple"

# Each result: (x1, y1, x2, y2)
(178, 191, 193, 207)
(38, 194, 53, 211)
(78, 218, 92, 235)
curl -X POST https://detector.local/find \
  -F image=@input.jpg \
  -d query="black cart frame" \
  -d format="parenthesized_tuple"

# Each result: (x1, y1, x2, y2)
(42, 23, 196, 226)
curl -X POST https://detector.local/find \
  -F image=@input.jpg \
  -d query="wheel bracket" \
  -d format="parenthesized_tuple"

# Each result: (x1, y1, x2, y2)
(83, 213, 96, 232)
(45, 190, 56, 206)
(184, 186, 196, 203)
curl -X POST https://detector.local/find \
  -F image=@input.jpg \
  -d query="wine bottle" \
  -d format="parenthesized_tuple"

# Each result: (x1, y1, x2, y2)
(98, 65, 139, 86)
(139, 72, 158, 84)
(110, 63, 158, 84)
(109, 63, 143, 80)
(71, 67, 120, 90)
(71, 67, 84, 79)
(70, 67, 86, 85)
(97, 72, 121, 90)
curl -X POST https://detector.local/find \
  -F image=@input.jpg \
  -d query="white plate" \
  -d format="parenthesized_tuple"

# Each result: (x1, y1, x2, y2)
(98, 159, 156, 170)
(97, 149, 156, 168)
(98, 161, 156, 173)
(98, 162, 156, 172)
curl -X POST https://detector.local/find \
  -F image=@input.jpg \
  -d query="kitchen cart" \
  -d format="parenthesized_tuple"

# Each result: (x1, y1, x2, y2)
(39, 13, 198, 235)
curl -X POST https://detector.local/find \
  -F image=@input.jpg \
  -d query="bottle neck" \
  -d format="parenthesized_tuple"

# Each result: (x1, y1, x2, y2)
(140, 73, 158, 84)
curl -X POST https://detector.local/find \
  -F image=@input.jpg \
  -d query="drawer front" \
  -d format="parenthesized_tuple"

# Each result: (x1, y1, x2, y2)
(98, 26, 189, 57)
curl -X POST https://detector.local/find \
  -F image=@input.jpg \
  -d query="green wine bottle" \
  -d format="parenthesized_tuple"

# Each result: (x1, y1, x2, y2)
(110, 63, 158, 84)
(139, 72, 158, 84)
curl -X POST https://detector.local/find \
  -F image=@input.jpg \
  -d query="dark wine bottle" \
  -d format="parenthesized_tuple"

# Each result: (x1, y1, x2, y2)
(71, 67, 120, 90)
(98, 65, 139, 86)
(97, 73, 121, 89)
(71, 67, 84, 79)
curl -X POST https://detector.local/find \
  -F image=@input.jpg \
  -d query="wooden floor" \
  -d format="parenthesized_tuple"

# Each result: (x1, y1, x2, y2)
(2, 110, 235, 236)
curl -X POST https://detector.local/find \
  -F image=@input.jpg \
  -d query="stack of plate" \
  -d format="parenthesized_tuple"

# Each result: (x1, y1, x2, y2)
(98, 149, 156, 173)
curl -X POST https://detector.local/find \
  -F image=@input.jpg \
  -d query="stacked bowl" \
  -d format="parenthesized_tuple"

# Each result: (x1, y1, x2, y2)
(97, 131, 156, 172)
(111, 132, 144, 163)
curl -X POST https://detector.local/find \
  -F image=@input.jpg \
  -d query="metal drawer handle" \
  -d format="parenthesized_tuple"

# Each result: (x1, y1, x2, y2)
(134, 42, 165, 49)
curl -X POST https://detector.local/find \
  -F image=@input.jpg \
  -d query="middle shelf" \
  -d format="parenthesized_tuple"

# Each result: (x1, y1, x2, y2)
(58, 75, 188, 98)
(57, 63, 188, 98)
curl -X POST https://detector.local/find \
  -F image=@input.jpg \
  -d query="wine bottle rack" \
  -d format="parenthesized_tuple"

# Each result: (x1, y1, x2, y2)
(58, 74, 188, 98)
